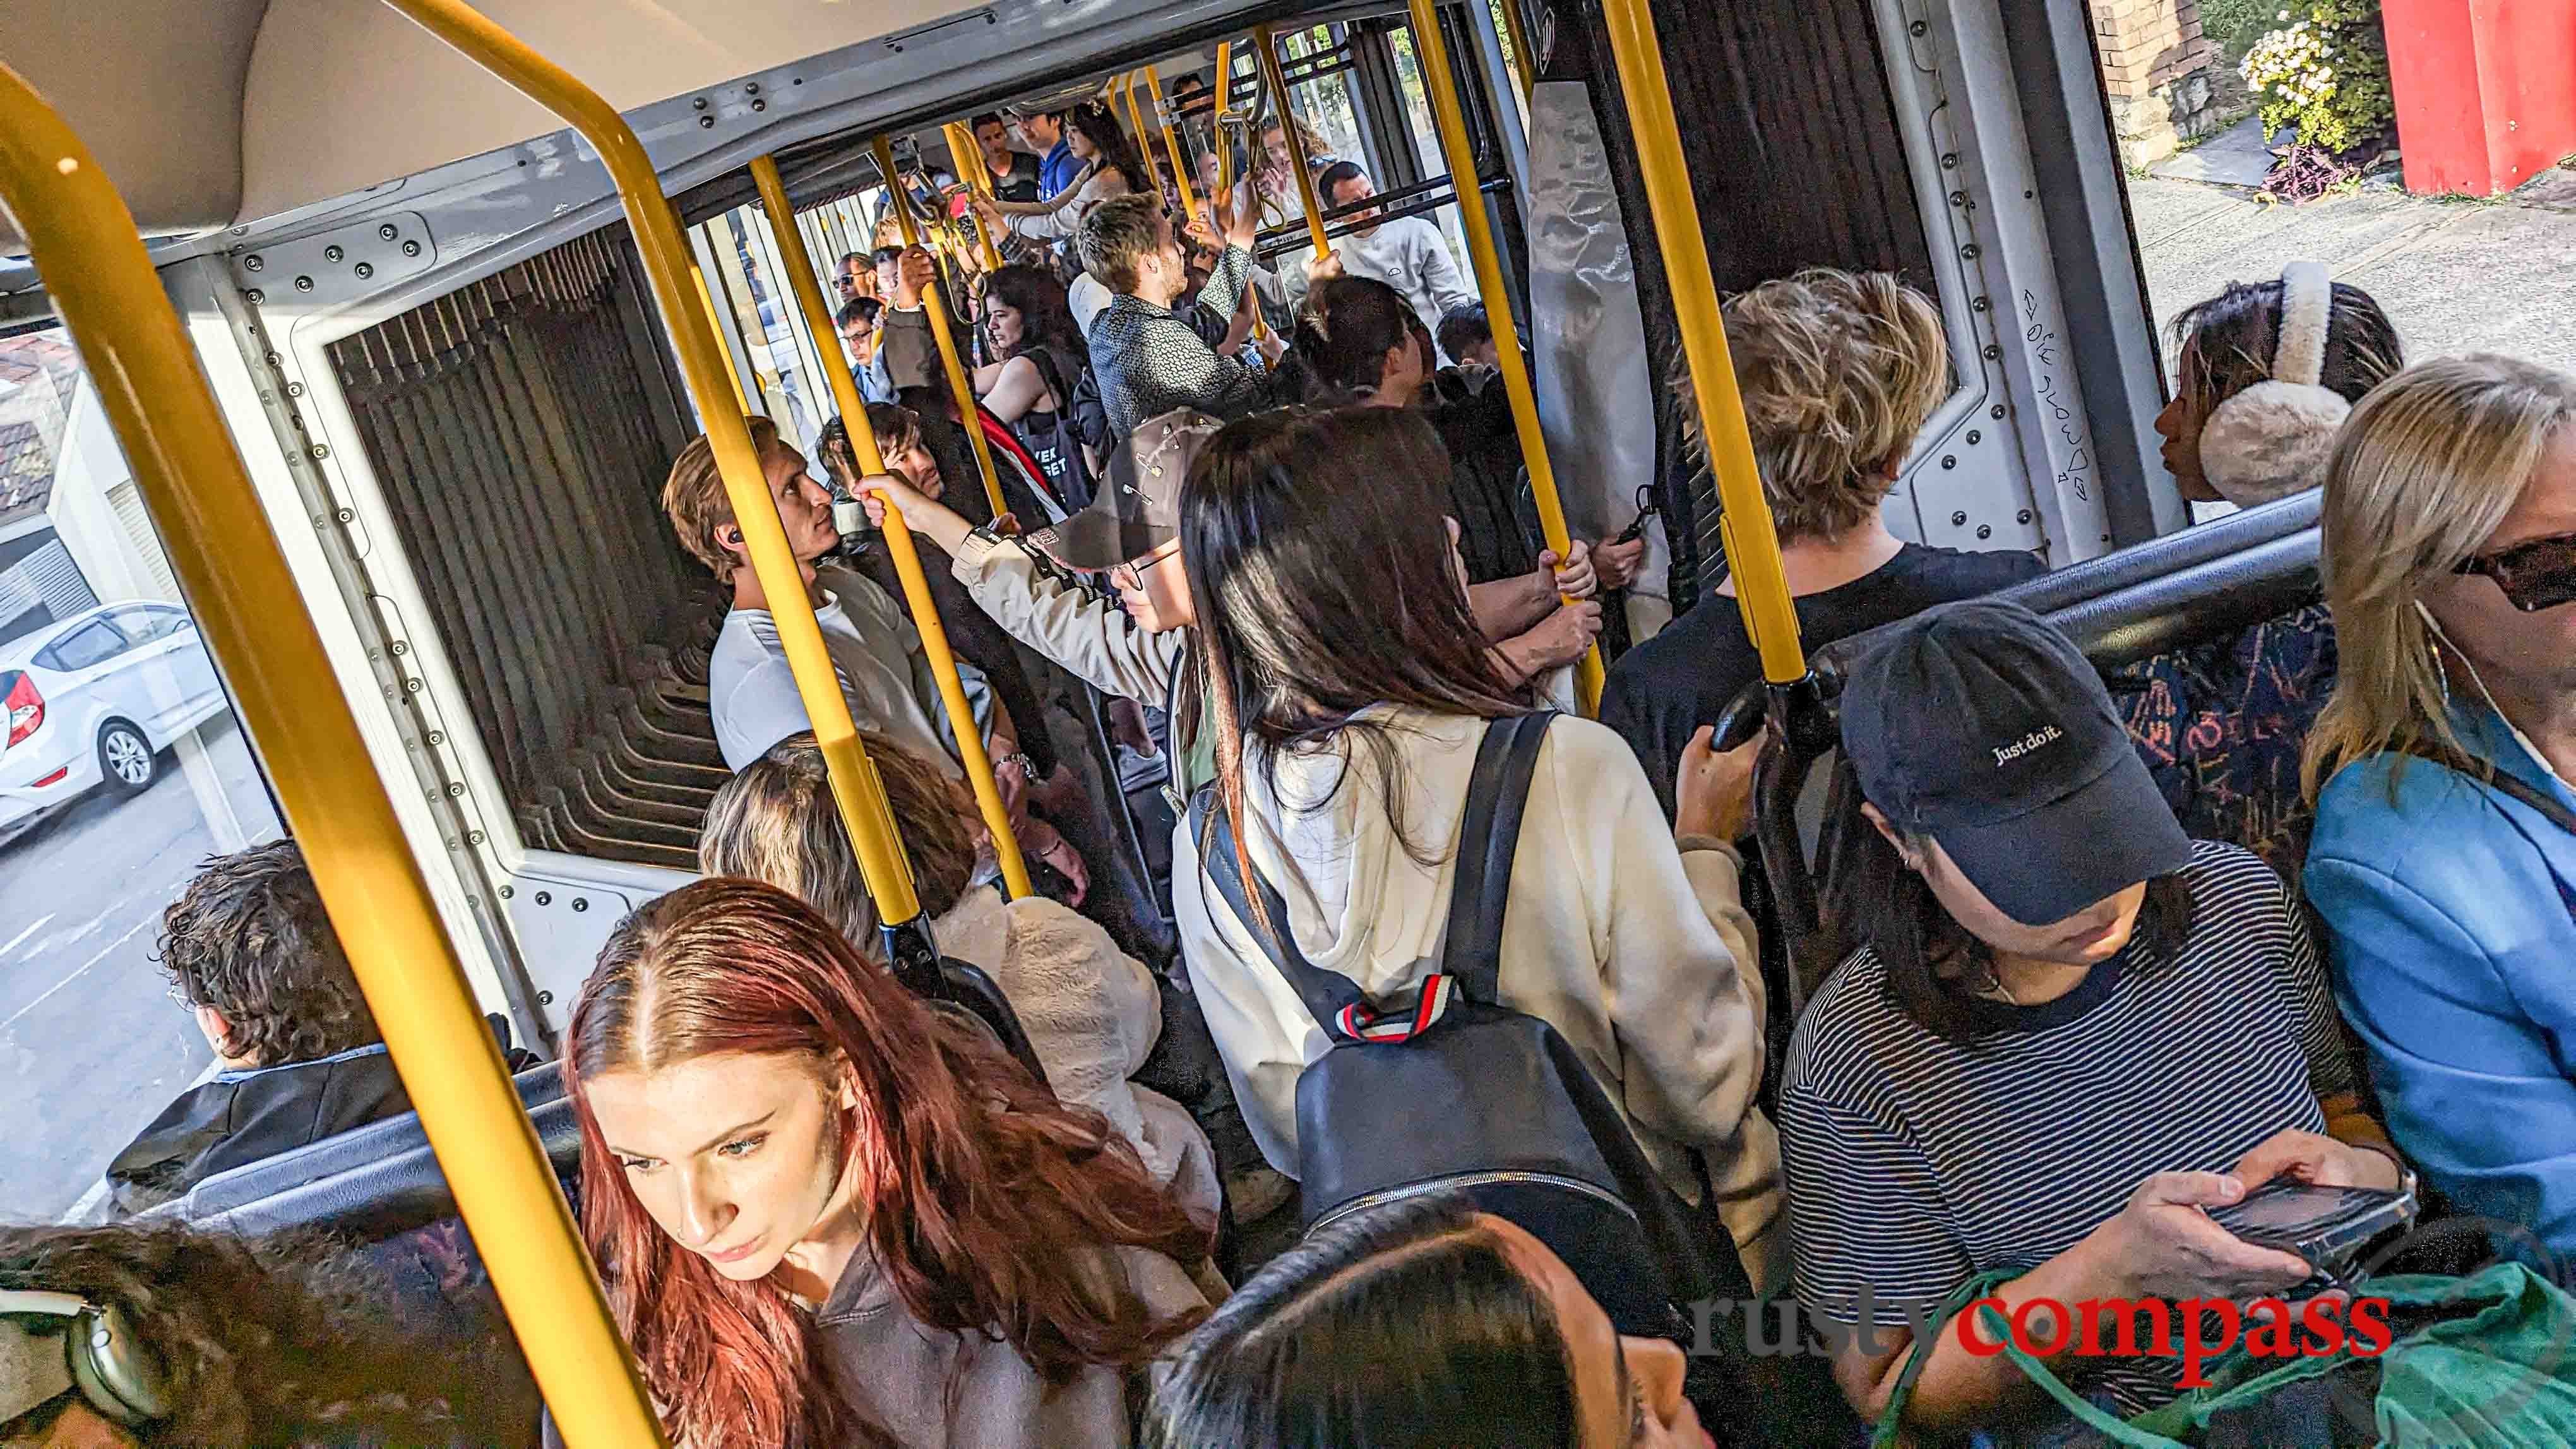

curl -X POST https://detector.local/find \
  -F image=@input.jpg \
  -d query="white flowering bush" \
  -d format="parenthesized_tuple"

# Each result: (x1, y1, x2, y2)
(2241, 0, 2394, 156)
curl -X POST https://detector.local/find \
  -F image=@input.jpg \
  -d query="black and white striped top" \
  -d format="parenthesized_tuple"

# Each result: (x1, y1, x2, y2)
(1779, 840, 2351, 1414)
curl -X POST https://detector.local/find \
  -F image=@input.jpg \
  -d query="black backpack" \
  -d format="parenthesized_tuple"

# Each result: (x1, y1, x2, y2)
(1191, 712, 1753, 1336)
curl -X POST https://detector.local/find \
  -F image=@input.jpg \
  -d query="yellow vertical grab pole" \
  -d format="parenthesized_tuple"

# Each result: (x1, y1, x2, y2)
(1140, 65, 1203, 225)
(873, 136, 1010, 522)
(1405, 0, 1604, 712)
(1493, 0, 1536, 110)
(753, 157, 1034, 900)
(943, 121, 1006, 270)
(1596, 0, 1805, 684)
(1212, 42, 1270, 345)
(0, 59, 669, 1449)
(1255, 26, 1333, 257)
(1117, 74, 1167, 197)
(380, 0, 925, 926)
(688, 256, 750, 413)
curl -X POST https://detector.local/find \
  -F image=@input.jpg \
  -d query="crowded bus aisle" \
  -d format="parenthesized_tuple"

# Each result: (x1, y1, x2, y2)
(9, 9, 2576, 1449)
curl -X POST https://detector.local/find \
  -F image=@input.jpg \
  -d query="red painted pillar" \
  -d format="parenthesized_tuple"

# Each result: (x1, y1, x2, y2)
(2383, 0, 2576, 195)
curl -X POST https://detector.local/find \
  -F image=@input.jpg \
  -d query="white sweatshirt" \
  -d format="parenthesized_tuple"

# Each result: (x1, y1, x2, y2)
(1174, 707, 1785, 1291)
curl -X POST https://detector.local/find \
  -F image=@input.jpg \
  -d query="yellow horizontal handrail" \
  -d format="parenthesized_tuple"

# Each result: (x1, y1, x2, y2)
(0, 56, 668, 1449)
(753, 156, 1033, 901)
(1406, 0, 1604, 713)
(1597, 0, 1806, 684)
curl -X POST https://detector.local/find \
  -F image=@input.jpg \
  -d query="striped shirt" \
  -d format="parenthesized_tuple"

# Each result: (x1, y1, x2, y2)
(1779, 840, 2351, 1415)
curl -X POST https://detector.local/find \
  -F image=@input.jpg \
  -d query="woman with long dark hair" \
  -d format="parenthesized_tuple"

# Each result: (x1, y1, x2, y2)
(973, 263, 1099, 508)
(1145, 1193, 1707, 1449)
(1785, 598, 2400, 1437)
(972, 100, 1149, 246)
(561, 878, 1209, 1449)
(1168, 405, 1785, 1291)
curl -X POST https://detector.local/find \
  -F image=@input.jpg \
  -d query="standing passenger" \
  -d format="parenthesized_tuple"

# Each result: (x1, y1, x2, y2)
(563, 879, 1210, 1449)
(971, 102, 1148, 247)
(2305, 355, 2576, 1255)
(969, 110, 1042, 203)
(1080, 193, 1284, 438)
(1598, 268, 2043, 813)
(1005, 105, 1082, 204)
(1312, 163, 1476, 355)
(1169, 407, 1786, 1291)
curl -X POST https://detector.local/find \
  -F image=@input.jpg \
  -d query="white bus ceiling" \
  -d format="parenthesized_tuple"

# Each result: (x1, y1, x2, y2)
(0, 0, 1241, 251)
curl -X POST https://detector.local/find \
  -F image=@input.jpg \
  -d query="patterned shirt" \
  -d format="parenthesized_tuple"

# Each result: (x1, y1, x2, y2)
(1087, 245, 1270, 439)
(1779, 840, 2352, 1417)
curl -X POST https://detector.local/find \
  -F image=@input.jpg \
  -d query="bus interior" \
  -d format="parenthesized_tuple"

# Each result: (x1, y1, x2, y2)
(0, 0, 2342, 1441)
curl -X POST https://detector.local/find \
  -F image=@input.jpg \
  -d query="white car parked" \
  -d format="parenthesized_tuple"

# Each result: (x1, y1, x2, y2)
(0, 602, 229, 841)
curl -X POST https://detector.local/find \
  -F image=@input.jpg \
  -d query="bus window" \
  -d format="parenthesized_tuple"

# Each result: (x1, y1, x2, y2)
(0, 328, 285, 1222)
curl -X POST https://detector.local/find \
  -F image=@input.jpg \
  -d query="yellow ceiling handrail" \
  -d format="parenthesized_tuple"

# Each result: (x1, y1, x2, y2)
(1595, 0, 1806, 685)
(754, 155, 1032, 900)
(0, 56, 668, 1449)
(1405, 0, 1602, 713)
(378, 0, 927, 940)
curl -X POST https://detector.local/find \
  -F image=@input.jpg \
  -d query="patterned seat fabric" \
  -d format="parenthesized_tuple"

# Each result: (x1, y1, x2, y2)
(2111, 603, 2339, 881)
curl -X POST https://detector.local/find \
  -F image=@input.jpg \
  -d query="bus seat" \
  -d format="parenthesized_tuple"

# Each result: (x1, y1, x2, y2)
(145, 1061, 568, 1228)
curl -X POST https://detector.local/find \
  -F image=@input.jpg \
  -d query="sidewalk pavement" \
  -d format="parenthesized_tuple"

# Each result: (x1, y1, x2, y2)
(2126, 152, 2576, 377)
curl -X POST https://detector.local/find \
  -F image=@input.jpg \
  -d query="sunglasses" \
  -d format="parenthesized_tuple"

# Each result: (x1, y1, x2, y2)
(2455, 530, 2576, 612)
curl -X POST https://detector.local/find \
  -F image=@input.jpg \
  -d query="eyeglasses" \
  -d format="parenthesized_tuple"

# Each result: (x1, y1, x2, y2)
(2455, 530, 2576, 612)
(1110, 540, 1180, 589)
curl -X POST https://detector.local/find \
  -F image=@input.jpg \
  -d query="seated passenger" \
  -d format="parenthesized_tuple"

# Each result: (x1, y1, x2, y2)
(561, 879, 1209, 1449)
(2153, 262, 2404, 510)
(1144, 1194, 1705, 1449)
(1079, 192, 1283, 438)
(2120, 265, 2403, 873)
(102, 841, 407, 1216)
(2304, 355, 2576, 1255)
(1, 1222, 530, 1447)
(1784, 598, 2400, 1434)
(699, 731, 1219, 1233)
(1294, 275, 1637, 690)
(1597, 268, 2044, 813)
(1170, 407, 1785, 1291)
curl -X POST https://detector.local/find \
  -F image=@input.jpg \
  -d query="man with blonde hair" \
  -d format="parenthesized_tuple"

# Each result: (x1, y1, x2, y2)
(1599, 268, 2045, 812)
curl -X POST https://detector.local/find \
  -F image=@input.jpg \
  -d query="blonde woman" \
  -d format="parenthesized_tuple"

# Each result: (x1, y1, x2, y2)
(700, 730, 1224, 1238)
(2305, 354, 2576, 1255)
(1597, 268, 2044, 813)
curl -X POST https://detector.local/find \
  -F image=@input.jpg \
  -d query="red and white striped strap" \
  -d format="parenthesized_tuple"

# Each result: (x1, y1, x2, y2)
(1333, 973, 1455, 1044)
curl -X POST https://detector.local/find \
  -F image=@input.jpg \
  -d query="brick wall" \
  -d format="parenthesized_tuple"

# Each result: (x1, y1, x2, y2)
(2092, 0, 2227, 164)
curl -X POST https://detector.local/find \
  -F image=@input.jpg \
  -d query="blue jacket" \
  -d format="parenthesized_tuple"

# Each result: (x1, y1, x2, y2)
(1039, 140, 1081, 203)
(2307, 707, 2576, 1252)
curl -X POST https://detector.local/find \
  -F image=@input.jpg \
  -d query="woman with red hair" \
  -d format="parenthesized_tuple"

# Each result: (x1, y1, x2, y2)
(557, 878, 1211, 1449)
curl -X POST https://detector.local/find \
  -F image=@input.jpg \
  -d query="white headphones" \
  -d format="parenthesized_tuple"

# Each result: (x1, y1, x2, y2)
(2196, 260, 2352, 505)
(0, 1289, 174, 1428)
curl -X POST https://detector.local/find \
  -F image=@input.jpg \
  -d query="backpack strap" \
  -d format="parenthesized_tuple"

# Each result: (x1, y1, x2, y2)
(1440, 713, 1555, 1005)
(1188, 787, 1453, 1044)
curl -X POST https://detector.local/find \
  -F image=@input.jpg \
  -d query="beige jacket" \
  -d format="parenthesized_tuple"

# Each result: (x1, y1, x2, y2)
(1174, 708, 1786, 1293)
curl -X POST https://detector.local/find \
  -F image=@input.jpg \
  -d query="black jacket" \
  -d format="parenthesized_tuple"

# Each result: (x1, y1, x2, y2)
(105, 1042, 410, 1215)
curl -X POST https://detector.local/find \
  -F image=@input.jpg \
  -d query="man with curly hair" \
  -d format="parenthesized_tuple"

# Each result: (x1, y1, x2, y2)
(98, 840, 409, 1215)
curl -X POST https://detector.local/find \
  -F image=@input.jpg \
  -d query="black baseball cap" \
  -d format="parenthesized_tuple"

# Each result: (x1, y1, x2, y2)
(1839, 597, 2193, 926)
(1023, 409, 1219, 572)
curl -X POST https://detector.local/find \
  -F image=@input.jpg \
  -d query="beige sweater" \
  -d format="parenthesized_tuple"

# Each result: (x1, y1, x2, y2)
(1174, 708, 1786, 1292)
